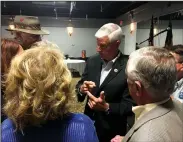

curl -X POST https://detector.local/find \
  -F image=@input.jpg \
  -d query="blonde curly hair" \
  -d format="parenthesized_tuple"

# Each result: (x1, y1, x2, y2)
(3, 46, 74, 130)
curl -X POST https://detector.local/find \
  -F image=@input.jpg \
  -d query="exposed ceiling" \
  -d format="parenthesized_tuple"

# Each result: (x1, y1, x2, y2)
(159, 11, 183, 20)
(1, 1, 147, 19)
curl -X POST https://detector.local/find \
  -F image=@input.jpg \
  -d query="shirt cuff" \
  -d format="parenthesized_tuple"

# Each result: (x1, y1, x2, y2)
(105, 107, 110, 115)
(78, 87, 85, 96)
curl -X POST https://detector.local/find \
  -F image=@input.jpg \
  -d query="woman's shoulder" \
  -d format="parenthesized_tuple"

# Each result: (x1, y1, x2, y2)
(1, 114, 94, 131)
(1, 118, 15, 130)
(1, 118, 17, 142)
(63, 113, 96, 136)
(66, 113, 93, 124)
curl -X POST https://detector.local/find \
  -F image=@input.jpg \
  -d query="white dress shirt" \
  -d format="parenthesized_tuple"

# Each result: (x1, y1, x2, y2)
(78, 53, 120, 96)
(99, 53, 120, 86)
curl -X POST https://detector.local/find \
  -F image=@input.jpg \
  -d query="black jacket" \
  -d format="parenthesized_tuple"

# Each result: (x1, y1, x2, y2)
(76, 52, 135, 142)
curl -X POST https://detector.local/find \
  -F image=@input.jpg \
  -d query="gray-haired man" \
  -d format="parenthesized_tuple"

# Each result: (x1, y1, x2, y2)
(111, 47, 183, 142)
(76, 23, 135, 142)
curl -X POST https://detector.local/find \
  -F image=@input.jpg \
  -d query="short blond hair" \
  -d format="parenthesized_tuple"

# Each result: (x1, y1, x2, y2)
(3, 46, 74, 130)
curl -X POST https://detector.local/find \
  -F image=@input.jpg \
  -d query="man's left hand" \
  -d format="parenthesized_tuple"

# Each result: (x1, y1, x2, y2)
(86, 91, 109, 111)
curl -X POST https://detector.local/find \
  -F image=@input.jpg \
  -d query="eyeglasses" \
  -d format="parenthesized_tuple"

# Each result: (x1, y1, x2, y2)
(97, 42, 113, 50)
(97, 43, 108, 49)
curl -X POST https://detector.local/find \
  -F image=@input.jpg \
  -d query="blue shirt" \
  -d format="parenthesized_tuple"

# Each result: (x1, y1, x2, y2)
(1, 113, 99, 142)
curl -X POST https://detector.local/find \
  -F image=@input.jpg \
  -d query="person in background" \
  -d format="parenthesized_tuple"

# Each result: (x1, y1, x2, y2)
(1, 38, 23, 122)
(1, 46, 98, 142)
(31, 40, 59, 49)
(167, 44, 183, 103)
(111, 46, 183, 142)
(76, 23, 135, 142)
(6, 15, 49, 50)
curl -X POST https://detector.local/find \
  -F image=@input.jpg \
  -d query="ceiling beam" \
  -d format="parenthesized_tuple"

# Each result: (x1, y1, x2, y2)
(1, 15, 115, 28)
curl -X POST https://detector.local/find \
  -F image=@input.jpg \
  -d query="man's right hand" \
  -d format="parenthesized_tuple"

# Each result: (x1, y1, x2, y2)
(80, 81, 96, 94)
(111, 135, 124, 142)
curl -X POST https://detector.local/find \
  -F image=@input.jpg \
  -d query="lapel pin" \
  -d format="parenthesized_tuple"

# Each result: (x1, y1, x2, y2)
(114, 69, 118, 72)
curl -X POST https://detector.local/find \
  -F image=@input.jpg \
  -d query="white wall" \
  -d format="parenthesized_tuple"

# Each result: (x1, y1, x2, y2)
(1, 26, 98, 57)
(43, 27, 98, 57)
(1, 25, 137, 56)
(1, 26, 14, 39)
(121, 22, 137, 55)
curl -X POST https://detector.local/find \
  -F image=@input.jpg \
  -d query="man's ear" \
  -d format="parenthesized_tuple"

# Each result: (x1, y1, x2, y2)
(180, 63, 183, 71)
(116, 40, 121, 45)
(134, 81, 142, 97)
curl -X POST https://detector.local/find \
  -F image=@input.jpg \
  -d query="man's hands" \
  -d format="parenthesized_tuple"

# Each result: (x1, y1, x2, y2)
(80, 81, 109, 112)
(110, 135, 124, 142)
(86, 91, 109, 112)
(80, 81, 96, 94)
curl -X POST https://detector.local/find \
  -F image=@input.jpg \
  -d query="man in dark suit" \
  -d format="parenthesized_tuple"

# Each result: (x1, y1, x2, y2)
(76, 23, 135, 142)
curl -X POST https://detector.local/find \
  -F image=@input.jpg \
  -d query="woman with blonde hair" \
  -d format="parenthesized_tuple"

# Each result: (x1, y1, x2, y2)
(1, 38, 23, 122)
(1, 46, 98, 142)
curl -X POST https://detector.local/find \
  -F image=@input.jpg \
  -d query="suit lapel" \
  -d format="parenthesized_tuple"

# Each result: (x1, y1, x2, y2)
(123, 99, 174, 142)
(99, 53, 125, 90)
(93, 56, 103, 93)
(122, 126, 135, 142)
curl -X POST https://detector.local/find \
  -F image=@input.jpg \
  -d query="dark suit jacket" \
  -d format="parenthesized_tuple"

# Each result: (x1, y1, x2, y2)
(76, 52, 135, 142)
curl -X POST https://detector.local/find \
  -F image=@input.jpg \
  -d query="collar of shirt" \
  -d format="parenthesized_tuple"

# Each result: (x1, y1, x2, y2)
(102, 52, 120, 67)
(132, 98, 170, 121)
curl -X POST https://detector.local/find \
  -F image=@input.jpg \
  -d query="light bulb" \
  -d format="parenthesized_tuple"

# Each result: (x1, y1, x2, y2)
(130, 22, 135, 32)
(9, 24, 15, 29)
(67, 27, 73, 36)
(154, 28, 157, 35)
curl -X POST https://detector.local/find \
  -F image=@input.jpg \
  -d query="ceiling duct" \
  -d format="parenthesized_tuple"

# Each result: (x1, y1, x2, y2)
(32, 1, 67, 5)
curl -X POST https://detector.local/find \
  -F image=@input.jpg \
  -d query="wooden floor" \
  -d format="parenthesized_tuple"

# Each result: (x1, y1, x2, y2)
(68, 77, 86, 113)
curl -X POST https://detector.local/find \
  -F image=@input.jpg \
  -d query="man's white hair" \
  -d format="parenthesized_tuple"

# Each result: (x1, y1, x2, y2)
(95, 23, 123, 43)
(126, 46, 177, 100)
